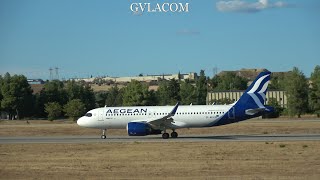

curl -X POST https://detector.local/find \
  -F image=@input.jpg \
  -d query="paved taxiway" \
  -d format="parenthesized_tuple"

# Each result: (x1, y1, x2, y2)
(1, 134, 320, 144)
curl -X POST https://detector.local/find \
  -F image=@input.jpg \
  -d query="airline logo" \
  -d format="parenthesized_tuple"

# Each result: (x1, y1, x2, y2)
(247, 73, 270, 108)
(106, 108, 147, 114)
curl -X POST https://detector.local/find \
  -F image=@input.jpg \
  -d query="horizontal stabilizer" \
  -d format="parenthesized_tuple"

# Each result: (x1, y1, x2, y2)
(245, 108, 266, 116)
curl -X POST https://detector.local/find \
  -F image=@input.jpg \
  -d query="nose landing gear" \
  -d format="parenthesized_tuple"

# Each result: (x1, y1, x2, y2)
(101, 129, 107, 139)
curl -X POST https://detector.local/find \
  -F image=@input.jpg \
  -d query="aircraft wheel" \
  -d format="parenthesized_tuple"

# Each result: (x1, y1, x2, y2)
(162, 133, 169, 139)
(101, 135, 106, 139)
(171, 132, 178, 138)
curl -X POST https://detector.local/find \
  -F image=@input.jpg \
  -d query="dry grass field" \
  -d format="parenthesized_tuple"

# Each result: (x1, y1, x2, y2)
(1, 119, 320, 179)
(1, 142, 320, 179)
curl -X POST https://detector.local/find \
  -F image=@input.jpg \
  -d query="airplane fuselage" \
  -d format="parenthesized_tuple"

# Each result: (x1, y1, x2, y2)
(78, 105, 234, 129)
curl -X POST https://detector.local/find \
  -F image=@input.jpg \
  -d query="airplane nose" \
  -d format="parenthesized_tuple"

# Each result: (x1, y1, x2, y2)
(77, 117, 85, 126)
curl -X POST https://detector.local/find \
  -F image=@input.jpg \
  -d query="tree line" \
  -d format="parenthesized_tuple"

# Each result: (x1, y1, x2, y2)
(0, 70, 207, 120)
(0, 73, 96, 121)
(1, 66, 320, 120)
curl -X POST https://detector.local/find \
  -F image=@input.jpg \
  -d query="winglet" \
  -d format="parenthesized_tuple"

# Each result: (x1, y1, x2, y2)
(169, 102, 180, 116)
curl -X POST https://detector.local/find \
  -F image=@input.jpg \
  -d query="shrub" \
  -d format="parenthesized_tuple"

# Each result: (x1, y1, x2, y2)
(44, 102, 62, 121)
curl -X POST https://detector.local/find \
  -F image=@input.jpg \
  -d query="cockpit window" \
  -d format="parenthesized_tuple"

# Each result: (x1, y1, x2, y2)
(85, 113, 92, 117)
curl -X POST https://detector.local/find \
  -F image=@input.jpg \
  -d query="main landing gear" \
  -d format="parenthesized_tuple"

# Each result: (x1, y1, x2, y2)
(162, 130, 178, 139)
(101, 129, 107, 139)
(162, 133, 169, 139)
(171, 131, 178, 138)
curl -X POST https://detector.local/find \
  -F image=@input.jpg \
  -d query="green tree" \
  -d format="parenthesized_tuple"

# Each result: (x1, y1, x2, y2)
(63, 99, 86, 121)
(167, 79, 180, 104)
(148, 90, 158, 106)
(33, 93, 44, 117)
(179, 80, 196, 105)
(309, 65, 320, 117)
(122, 80, 150, 106)
(156, 79, 180, 105)
(105, 86, 123, 107)
(95, 91, 109, 107)
(82, 85, 96, 110)
(284, 67, 309, 118)
(212, 72, 248, 91)
(44, 102, 62, 121)
(36, 80, 67, 117)
(42, 80, 67, 104)
(0, 73, 33, 119)
(269, 73, 285, 90)
(208, 75, 219, 91)
(157, 81, 171, 105)
(0, 75, 3, 113)
(65, 80, 82, 100)
(65, 80, 95, 111)
(196, 70, 208, 105)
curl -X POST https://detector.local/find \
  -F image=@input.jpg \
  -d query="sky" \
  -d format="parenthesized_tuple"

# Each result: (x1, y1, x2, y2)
(0, 0, 319, 80)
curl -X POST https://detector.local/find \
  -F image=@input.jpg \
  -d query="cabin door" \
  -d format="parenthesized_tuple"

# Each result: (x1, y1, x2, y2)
(98, 109, 105, 125)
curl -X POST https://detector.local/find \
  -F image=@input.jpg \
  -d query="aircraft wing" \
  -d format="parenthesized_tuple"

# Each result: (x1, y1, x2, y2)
(146, 102, 180, 129)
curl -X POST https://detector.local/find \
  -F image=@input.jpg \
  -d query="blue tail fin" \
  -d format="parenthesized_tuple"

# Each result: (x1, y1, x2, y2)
(234, 71, 271, 110)
(211, 71, 272, 127)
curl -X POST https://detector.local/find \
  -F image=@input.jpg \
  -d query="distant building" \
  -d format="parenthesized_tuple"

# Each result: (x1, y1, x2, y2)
(30, 84, 44, 94)
(218, 68, 288, 79)
(72, 72, 198, 84)
(27, 79, 45, 85)
(217, 68, 290, 87)
(207, 90, 287, 108)
(218, 68, 268, 80)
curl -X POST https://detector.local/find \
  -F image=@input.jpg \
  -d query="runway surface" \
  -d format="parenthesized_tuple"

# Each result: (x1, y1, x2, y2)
(1, 134, 320, 144)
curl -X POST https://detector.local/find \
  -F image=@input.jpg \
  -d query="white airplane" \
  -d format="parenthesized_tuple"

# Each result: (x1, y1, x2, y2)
(77, 71, 273, 139)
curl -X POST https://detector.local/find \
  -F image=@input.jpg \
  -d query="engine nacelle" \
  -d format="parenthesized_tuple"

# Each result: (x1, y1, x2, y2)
(127, 122, 162, 136)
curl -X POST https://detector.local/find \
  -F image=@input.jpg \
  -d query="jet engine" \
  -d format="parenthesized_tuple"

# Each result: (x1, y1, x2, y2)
(127, 122, 162, 136)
